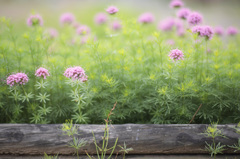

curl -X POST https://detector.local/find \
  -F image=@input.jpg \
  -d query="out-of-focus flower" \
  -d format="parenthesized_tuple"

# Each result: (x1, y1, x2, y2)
(214, 26, 224, 36)
(158, 18, 175, 31)
(111, 21, 122, 31)
(177, 8, 191, 20)
(60, 13, 75, 25)
(95, 13, 108, 24)
(169, 49, 184, 61)
(192, 25, 214, 40)
(27, 14, 43, 26)
(35, 67, 50, 79)
(76, 25, 91, 35)
(187, 12, 203, 26)
(64, 66, 87, 82)
(166, 39, 175, 46)
(170, 0, 184, 8)
(7, 73, 29, 87)
(227, 26, 238, 36)
(138, 13, 155, 24)
(106, 6, 118, 15)
(46, 28, 58, 39)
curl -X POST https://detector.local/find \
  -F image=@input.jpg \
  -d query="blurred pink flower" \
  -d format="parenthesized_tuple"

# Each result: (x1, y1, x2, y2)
(111, 21, 122, 31)
(158, 18, 175, 31)
(27, 14, 43, 26)
(170, 0, 184, 8)
(187, 12, 203, 26)
(214, 26, 224, 36)
(192, 25, 214, 40)
(76, 25, 91, 35)
(106, 6, 118, 15)
(95, 13, 108, 24)
(47, 28, 58, 39)
(60, 13, 75, 25)
(166, 39, 175, 46)
(64, 66, 87, 82)
(227, 26, 238, 36)
(138, 13, 155, 24)
(35, 67, 50, 79)
(169, 49, 184, 61)
(177, 8, 191, 20)
(7, 73, 29, 87)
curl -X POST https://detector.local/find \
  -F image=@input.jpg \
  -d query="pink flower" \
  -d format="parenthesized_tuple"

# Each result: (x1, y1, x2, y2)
(111, 21, 122, 31)
(187, 12, 203, 26)
(72, 21, 81, 29)
(177, 8, 191, 20)
(170, 0, 184, 8)
(106, 6, 118, 15)
(169, 49, 184, 61)
(138, 13, 155, 24)
(35, 67, 50, 79)
(7, 73, 29, 87)
(227, 26, 238, 36)
(95, 13, 108, 24)
(192, 25, 214, 40)
(214, 26, 224, 36)
(27, 14, 43, 26)
(64, 66, 87, 82)
(158, 18, 175, 31)
(46, 28, 58, 39)
(60, 13, 75, 25)
(166, 39, 175, 46)
(76, 25, 91, 35)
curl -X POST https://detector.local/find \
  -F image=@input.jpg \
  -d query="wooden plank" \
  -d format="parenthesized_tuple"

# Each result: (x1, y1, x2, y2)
(0, 124, 239, 155)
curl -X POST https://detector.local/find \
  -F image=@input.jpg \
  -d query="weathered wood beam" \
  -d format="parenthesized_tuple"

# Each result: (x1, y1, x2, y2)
(0, 124, 239, 155)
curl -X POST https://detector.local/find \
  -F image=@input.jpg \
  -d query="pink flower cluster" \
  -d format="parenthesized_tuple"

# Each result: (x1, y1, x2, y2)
(177, 8, 191, 20)
(158, 18, 184, 36)
(170, 0, 184, 8)
(64, 66, 88, 82)
(60, 13, 75, 25)
(95, 13, 108, 25)
(106, 6, 119, 15)
(27, 14, 43, 26)
(138, 13, 155, 24)
(192, 25, 214, 40)
(76, 25, 91, 35)
(214, 26, 224, 36)
(187, 12, 203, 26)
(47, 28, 58, 39)
(227, 26, 238, 36)
(7, 73, 29, 87)
(169, 49, 184, 61)
(111, 21, 122, 31)
(35, 67, 50, 79)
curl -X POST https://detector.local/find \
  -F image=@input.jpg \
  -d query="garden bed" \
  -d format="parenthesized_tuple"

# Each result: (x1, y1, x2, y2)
(0, 124, 239, 156)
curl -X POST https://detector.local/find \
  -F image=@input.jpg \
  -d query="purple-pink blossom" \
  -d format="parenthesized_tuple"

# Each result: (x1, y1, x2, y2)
(192, 25, 214, 40)
(166, 39, 175, 46)
(46, 28, 58, 39)
(76, 25, 91, 35)
(27, 14, 43, 26)
(214, 26, 224, 36)
(111, 21, 122, 31)
(35, 67, 50, 79)
(187, 12, 203, 26)
(158, 18, 175, 31)
(227, 26, 238, 36)
(177, 8, 191, 19)
(95, 13, 108, 24)
(60, 13, 75, 25)
(64, 66, 87, 82)
(106, 6, 118, 15)
(138, 13, 155, 24)
(169, 49, 184, 61)
(7, 73, 29, 87)
(170, 0, 184, 8)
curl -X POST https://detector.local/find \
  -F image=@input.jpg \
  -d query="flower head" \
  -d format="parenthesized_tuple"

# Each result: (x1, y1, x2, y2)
(138, 13, 155, 24)
(227, 26, 238, 36)
(27, 14, 43, 26)
(214, 26, 224, 36)
(187, 12, 203, 26)
(7, 73, 29, 87)
(169, 49, 184, 61)
(35, 67, 50, 79)
(158, 18, 175, 31)
(106, 6, 118, 15)
(177, 8, 191, 19)
(166, 39, 175, 46)
(192, 25, 214, 40)
(46, 28, 58, 39)
(60, 13, 75, 25)
(170, 0, 184, 8)
(76, 25, 91, 35)
(64, 66, 87, 82)
(111, 21, 122, 31)
(95, 13, 108, 24)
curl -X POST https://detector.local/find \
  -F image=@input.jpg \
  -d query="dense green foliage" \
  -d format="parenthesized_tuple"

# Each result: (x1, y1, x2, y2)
(0, 9, 240, 124)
